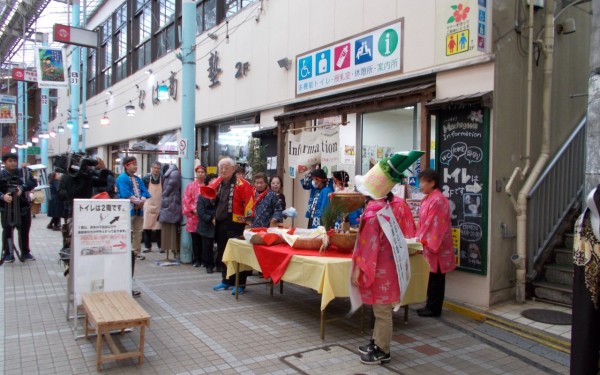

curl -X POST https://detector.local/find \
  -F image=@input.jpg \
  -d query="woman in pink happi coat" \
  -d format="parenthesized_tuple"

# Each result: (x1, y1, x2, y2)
(415, 169, 455, 318)
(352, 192, 416, 364)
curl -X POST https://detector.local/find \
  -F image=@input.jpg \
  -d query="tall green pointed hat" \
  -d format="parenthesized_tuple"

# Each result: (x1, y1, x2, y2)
(355, 150, 424, 199)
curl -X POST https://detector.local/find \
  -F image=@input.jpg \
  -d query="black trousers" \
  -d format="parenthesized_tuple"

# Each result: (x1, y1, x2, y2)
(215, 220, 249, 286)
(425, 269, 446, 315)
(2, 209, 31, 257)
(190, 232, 201, 264)
(143, 229, 161, 249)
(200, 235, 215, 268)
(48, 217, 61, 227)
(570, 264, 600, 375)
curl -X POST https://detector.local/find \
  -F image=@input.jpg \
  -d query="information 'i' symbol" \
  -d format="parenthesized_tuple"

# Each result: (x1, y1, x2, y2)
(378, 29, 398, 57)
(384, 33, 390, 55)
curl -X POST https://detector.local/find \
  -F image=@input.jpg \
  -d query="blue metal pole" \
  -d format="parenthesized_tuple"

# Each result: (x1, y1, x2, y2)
(81, 0, 87, 152)
(70, 0, 80, 153)
(179, 0, 197, 264)
(17, 81, 24, 162)
(41, 34, 50, 213)
(81, 46, 87, 152)
(24, 81, 28, 160)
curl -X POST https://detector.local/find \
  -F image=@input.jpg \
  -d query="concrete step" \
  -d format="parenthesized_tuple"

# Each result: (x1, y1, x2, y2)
(545, 264, 574, 287)
(564, 233, 574, 250)
(532, 281, 572, 306)
(554, 248, 573, 265)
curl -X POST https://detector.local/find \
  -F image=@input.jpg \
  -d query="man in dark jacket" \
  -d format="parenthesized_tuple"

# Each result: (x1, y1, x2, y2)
(212, 157, 254, 295)
(0, 153, 37, 262)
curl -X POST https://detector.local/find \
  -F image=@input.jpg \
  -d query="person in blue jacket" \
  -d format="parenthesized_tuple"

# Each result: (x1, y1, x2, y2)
(301, 168, 333, 229)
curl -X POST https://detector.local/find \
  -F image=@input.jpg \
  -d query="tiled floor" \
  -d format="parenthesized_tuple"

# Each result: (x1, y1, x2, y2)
(1, 214, 571, 374)
(486, 300, 572, 340)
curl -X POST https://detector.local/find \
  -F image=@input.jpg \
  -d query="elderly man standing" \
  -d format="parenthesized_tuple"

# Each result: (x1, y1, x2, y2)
(211, 157, 254, 295)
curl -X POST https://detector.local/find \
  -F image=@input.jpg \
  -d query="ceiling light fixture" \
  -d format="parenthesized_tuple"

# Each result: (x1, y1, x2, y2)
(100, 113, 110, 127)
(82, 118, 90, 129)
(57, 125, 65, 134)
(126, 102, 136, 116)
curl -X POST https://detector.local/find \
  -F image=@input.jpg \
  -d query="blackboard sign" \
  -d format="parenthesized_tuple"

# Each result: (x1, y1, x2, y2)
(436, 105, 489, 275)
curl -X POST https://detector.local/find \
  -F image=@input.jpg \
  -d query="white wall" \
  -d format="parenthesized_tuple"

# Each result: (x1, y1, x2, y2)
(49, 0, 454, 151)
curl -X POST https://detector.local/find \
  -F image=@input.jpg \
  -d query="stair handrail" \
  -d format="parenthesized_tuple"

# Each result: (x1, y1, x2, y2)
(525, 115, 586, 279)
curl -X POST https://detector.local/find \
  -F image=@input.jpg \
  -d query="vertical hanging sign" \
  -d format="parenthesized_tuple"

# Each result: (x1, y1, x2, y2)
(0, 95, 17, 124)
(35, 47, 68, 88)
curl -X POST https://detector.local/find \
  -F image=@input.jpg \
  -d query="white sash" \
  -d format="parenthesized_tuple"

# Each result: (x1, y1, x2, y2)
(376, 203, 411, 311)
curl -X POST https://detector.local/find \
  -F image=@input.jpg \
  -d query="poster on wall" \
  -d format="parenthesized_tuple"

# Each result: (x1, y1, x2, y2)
(434, 0, 491, 65)
(34, 46, 68, 88)
(0, 95, 16, 124)
(436, 105, 488, 275)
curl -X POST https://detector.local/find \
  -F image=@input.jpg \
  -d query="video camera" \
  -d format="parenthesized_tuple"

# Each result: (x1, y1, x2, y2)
(53, 153, 99, 177)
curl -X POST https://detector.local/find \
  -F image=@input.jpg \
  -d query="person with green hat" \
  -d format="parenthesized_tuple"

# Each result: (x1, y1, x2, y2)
(351, 151, 422, 365)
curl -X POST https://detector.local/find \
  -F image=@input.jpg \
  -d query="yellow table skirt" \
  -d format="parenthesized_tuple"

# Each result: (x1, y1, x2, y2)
(223, 239, 430, 311)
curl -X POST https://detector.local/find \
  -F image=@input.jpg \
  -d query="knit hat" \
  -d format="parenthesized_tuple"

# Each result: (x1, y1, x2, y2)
(355, 150, 424, 199)
(195, 165, 206, 172)
(122, 156, 137, 167)
(586, 185, 600, 240)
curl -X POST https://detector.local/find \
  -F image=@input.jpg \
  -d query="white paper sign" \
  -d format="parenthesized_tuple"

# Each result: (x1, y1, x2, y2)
(72, 199, 132, 306)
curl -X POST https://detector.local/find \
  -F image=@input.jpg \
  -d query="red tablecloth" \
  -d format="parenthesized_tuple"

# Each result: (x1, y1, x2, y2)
(252, 244, 352, 284)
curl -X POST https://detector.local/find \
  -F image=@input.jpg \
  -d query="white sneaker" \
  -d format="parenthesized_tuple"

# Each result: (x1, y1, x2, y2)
(136, 255, 145, 260)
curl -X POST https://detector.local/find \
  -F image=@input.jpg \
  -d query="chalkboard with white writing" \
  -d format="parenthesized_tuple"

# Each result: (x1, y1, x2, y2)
(436, 105, 489, 275)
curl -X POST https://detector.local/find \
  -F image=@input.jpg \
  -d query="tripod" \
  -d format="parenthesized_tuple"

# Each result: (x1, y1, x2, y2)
(0, 190, 23, 265)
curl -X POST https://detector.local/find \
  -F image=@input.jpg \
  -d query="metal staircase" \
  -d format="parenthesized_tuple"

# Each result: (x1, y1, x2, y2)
(526, 116, 586, 306)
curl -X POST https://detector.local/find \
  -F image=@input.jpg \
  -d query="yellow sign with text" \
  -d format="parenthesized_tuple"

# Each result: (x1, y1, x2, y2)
(452, 227, 461, 265)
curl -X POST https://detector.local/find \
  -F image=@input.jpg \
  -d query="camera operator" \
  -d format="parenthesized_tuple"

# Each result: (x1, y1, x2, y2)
(0, 153, 37, 262)
(58, 154, 113, 216)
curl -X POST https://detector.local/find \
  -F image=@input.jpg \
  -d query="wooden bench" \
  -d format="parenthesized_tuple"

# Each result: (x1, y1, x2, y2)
(82, 291, 151, 371)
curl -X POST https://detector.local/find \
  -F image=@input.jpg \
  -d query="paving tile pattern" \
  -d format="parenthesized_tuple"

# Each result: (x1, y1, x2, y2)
(1, 215, 570, 374)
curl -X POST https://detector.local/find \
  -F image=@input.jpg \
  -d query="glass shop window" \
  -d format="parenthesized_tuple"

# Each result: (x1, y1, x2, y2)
(216, 123, 259, 166)
(360, 105, 420, 174)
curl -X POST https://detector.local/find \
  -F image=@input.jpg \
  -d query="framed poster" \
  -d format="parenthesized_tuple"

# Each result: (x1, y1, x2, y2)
(436, 105, 489, 275)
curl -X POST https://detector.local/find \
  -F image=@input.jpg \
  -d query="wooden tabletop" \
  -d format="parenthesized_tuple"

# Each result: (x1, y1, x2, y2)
(82, 291, 150, 326)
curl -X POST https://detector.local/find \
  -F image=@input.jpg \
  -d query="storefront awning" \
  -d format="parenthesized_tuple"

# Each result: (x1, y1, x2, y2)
(274, 82, 435, 124)
(426, 91, 493, 111)
(251, 126, 277, 138)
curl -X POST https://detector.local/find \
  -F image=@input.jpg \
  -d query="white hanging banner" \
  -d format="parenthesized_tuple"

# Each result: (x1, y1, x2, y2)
(320, 126, 340, 176)
(376, 203, 411, 310)
(287, 129, 321, 178)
